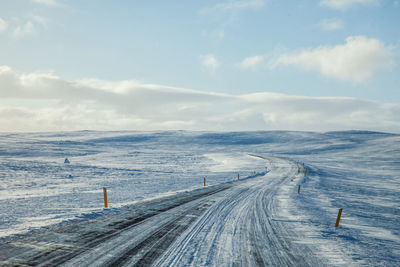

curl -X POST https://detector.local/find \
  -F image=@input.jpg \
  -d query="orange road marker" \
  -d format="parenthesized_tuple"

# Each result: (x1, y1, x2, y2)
(103, 187, 108, 208)
(335, 208, 343, 227)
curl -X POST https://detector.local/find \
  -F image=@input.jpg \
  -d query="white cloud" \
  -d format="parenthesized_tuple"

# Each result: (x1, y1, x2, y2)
(320, 0, 379, 10)
(0, 18, 8, 33)
(13, 21, 35, 39)
(200, 54, 220, 72)
(0, 66, 400, 133)
(270, 36, 394, 83)
(32, 0, 61, 7)
(320, 18, 344, 31)
(239, 55, 264, 70)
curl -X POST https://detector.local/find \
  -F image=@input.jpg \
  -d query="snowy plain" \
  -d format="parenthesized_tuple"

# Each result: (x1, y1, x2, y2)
(0, 130, 399, 266)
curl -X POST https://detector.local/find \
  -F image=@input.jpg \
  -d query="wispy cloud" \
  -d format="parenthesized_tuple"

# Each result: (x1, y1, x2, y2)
(319, 18, 344, 31)
(1, 66, 399, 132)
(238, 55, 264, 70)
(9, 15, 48, 39)
(12, 21, 35, 39)
(0, 18, 8, 33)
(200, 54, 220, 72)
(212, 0, 265, 12)
(320, 0, 379, 10)
(32, 0, 61, 7)
(270, 36, 395, 83)
(201, 0, 265, 15)
(30, 15, 47, 26)
(200, 0, 265, 40)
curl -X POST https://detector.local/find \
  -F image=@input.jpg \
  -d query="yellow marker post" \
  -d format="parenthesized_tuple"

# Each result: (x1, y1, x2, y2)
(204, 177, 206, 187)
(335, 208, 343, 227)
(298, 185, 301, 194)
(103, 187, 108, 208)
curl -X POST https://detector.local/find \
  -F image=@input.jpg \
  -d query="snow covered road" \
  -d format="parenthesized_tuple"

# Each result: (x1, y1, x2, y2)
(156, 156, 322, 266)
(0, 156, 323, 266)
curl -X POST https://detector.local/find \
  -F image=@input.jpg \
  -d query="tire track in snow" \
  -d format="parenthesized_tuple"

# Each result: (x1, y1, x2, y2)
(0, 156, 323, 266)
(155, 156, 323, 266)
(0, 185, 231, 266)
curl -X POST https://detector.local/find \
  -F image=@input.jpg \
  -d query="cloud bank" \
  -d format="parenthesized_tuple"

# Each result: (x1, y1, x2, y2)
(0, 66, 399, 133)
(270, 36, 394, 83)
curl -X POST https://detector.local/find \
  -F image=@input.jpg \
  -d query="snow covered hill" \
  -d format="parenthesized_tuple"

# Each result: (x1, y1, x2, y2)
(0, 131, 399, 266)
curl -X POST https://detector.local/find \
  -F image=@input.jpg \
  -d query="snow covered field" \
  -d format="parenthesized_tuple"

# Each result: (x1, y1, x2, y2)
(0, 130, 399, 265)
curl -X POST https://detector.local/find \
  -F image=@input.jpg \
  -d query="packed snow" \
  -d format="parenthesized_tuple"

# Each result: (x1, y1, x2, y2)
(0, 130, 399, 265)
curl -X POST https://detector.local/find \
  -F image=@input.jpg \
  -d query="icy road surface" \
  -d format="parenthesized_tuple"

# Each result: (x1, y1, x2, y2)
(1, 130, 399, 265)
(0, 156, 323, 266)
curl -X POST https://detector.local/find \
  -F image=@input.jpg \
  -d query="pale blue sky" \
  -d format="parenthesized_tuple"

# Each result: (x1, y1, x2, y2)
(0, 0, 399, 132)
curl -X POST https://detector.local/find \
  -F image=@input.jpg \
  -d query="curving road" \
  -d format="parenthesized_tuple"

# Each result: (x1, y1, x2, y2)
(155, 156, 322, 266)
(0, 156, 323, 266)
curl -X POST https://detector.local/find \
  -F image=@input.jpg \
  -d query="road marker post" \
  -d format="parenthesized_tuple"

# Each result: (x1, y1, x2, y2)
(298, 185, 301, 194)
(103, 187, 108, 208)
(335, 208, 343, 227)
(204, 177, 206, 187)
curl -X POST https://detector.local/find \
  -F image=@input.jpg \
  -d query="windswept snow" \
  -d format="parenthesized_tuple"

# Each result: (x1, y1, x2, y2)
(0, 130, 399, 266)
